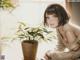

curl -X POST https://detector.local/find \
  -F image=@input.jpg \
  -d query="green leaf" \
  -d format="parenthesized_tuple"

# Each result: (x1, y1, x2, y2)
(43, 28, 52, 34)
(37, 33, 44, 39)
(18, 34, 28, 39)
(19, 34, 25, 36)
(19, 22, 26, 26)
(24, 27, 29, 30)
(0, 0, 14, 9)
(47, 39, 52, 41)
(27, 31, 35, 36)
(18, 36, 24, 39)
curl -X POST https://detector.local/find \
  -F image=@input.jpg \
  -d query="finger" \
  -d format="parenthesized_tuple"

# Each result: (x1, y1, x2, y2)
(46, 53, 51, 59)
(44, 53, 51, 60)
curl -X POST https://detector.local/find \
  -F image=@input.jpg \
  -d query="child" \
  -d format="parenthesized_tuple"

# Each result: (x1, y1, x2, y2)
(43, 4, 80, 60)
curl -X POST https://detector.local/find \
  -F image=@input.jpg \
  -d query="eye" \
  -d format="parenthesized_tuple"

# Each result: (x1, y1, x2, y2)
(53, 14, 58, 17)
(46, 17, 50, 19)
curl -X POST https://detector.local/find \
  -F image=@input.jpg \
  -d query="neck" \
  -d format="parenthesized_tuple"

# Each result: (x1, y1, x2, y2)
(56, 26, 63, 30)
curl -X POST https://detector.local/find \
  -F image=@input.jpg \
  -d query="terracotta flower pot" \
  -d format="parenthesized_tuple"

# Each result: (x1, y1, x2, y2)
(22, 40, 38, 60)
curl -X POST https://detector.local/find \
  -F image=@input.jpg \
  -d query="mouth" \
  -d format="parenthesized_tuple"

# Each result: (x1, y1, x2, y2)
(50, 24, 54, 26)
(49, 24, 57, 28)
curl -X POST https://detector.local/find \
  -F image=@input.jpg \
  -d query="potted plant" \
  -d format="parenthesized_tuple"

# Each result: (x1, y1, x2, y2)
(0, 0, 14, 10)
(16, 22, 53, 60)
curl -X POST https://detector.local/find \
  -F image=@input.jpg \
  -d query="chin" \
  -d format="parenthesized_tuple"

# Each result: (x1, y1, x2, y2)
(49, 25, 57, 28)
(51, 26, 57, 28)
(53, 25, 58, 28)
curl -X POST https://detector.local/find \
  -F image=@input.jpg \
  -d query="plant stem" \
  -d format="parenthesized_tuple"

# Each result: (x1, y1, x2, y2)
(29, 37, 30, 40)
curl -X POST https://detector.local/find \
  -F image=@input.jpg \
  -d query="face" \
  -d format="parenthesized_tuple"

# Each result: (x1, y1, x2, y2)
(46, 13, 59, 28)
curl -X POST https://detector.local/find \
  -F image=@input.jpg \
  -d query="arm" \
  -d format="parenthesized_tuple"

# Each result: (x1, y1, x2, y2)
(51, 30, 80, 60)
(56, 39, 65, 51)
(61, 30, 80, 59)
(56, 30, 66, 51)
(66, 30, 80, 51)
(44, 30, 80, 60)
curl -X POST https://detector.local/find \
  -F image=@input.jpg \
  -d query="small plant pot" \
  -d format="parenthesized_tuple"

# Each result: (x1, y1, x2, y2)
(22, 40, 38, 60)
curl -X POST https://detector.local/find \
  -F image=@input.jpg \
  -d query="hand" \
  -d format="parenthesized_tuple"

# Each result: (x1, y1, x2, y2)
(44, 50, 65, 60)
(44, 50, 52, 60)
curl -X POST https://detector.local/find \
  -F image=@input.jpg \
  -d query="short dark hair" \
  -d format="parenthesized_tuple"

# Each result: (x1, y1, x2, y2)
(44, 4, 70, 26)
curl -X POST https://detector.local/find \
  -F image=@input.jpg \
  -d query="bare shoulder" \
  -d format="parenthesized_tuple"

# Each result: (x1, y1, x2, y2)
(64, 23, 80, 36)
(63, 24, 72, 32)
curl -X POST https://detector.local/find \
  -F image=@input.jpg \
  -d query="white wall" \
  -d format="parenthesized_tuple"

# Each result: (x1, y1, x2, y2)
(0, 0, 65, 60)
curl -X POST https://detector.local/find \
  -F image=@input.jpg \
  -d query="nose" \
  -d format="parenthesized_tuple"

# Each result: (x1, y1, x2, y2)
(48, 19, 53, 23)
